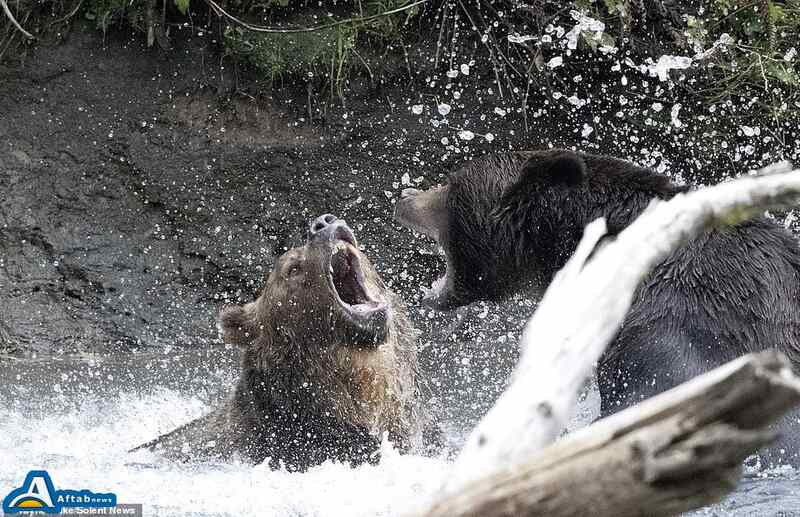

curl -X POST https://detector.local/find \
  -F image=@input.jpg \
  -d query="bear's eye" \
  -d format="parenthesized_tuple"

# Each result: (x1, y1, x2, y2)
(287, 264, 303, 277)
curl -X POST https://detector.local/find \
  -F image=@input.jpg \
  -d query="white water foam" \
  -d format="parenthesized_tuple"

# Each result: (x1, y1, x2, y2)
(0, 386, 448, 516)
(1, 350, 797, 516)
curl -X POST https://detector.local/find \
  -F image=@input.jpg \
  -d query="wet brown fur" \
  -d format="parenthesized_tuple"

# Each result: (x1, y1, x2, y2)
(132, 239, 426, 471)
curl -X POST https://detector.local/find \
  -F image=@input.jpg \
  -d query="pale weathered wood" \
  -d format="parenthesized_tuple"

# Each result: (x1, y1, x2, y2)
(419, 162, 800, 516)
(423, 351, 800, 517)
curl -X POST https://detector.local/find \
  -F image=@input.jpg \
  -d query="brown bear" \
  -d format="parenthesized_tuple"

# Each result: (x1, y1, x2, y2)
(395, 150, 800, 465)
(132, 214, 429, 471)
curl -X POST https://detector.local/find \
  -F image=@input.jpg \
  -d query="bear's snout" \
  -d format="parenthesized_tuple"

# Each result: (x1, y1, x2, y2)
(308, 213, 357, 247)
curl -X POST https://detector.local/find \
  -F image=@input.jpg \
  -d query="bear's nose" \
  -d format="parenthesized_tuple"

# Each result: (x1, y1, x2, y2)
(308, 213, 357, 247)
(309, 214, 338, 236)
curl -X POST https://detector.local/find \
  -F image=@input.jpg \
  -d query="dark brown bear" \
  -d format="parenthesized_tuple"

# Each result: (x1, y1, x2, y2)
(395, 150, 800, 465)
(132, 215, 427, 471)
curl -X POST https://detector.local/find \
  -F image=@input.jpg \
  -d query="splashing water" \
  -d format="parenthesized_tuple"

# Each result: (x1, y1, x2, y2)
(0, 351, 448, 516)
(0, 347, 797, 515)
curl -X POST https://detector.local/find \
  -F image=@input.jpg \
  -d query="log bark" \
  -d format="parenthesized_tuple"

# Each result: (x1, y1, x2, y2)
(420, 161, 800, 516)
(423, 351, 800, 517)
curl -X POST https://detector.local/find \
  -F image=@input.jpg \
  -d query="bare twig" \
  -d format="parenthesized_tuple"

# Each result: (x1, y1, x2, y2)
(433, 0, 448, 70)
(46, 0, 83, 28)
(204, 0, 428, 34)
(0, 0, 33, 40)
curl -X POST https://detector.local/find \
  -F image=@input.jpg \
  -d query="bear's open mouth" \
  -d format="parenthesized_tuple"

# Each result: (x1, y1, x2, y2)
(328, 241, 387, 319)
(421, 246, 453, 307)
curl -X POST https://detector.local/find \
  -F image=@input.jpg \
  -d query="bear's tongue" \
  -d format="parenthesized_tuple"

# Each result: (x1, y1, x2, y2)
(331, 247, 369, 306)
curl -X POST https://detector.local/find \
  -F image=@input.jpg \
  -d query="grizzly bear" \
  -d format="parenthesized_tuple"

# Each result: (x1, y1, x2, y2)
(395, 150, 800, 464)
(132, 215, 429, 471)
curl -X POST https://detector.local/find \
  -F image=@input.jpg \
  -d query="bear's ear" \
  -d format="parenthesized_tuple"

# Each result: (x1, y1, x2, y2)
(520, 151, 586, 188)
(496, 151, 586, 216)
(218, 303, 257, 347)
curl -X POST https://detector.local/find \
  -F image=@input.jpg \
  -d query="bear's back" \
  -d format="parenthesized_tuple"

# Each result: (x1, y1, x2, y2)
(601, 217, 800, 465)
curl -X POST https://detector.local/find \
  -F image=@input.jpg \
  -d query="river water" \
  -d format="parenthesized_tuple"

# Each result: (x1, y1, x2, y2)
(1, 346, 798, 516)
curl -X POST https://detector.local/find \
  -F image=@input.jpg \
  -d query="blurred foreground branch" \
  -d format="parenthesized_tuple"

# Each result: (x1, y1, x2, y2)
(419, 162, 800, 516)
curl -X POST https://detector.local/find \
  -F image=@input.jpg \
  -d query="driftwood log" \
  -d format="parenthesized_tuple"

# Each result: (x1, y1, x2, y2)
(419, 162, 800, 516)
(424, 351, 800, 517)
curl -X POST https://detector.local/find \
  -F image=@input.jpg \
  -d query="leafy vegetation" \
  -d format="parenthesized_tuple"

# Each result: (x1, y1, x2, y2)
(83, 0, 147, 34)
(687, 1, 799, 94)
(1, 0, 798, 122)
(222, 0, 420, 96)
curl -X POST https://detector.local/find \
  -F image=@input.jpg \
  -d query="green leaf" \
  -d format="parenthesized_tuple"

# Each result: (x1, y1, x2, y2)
(175, 0, 189, 15)
(766, 62, 799, 86)
(602, 0, 628, 19)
